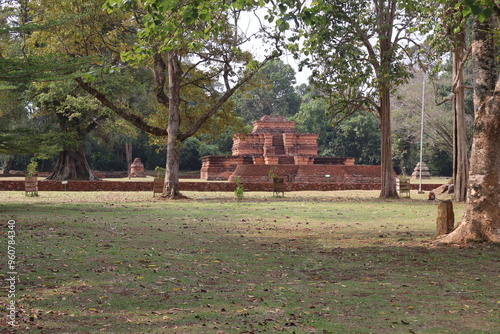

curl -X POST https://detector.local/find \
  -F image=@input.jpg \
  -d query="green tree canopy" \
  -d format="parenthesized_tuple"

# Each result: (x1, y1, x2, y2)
(232, 59, 301, 123)
(70, 0, 284, 197)
(293, 86, 380, 165)
(270, 0, 433, 198)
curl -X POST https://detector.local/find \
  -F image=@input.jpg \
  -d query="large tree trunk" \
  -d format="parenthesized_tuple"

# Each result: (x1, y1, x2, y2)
(439, 16, 500, 244)
(125, 142, 132, 176)
(163, 52, 182, 198)
(46, 147, 100, 181)
(379, 88, 398, 198)
(376, 0, 398, 199)
(452, 32, 468, 202)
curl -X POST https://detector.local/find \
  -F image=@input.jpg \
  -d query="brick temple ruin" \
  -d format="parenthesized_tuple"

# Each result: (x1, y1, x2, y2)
(200, 115, 382, 183)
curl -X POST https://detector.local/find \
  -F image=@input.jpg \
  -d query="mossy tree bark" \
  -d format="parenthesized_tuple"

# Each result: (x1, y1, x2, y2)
(440, 16, 500, 243)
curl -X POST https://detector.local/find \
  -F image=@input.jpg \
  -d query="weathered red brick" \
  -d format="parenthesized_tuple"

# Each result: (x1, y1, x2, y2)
(0, 179, 439, 192)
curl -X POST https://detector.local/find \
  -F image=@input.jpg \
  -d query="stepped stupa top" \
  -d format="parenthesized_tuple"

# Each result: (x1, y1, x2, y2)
(251, 115, 297, 134)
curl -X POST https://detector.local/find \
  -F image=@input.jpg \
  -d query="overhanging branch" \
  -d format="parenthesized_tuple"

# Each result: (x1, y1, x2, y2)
(75, 78, 167, 137)
(179, 53, 281, 141)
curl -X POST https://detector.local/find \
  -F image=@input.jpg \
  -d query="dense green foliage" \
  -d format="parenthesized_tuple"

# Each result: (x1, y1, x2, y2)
(391, 70, 465, 176)
(293, 87, 381, 165)
(1, 0, 480, 177)
(232, 59, 301, 123)
(3, 68, 463, 175)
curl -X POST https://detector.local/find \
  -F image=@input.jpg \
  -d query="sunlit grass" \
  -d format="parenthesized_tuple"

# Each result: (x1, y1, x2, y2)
(1, 191, 496, 334)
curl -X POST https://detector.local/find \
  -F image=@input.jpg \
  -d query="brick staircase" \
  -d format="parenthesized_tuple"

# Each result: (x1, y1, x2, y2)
(272, 135, 286, 155)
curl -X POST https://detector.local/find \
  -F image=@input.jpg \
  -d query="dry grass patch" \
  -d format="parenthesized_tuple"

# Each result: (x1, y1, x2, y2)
(0, 191, 497, 334)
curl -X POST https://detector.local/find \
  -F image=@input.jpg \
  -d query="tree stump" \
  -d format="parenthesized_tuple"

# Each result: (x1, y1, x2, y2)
(436, 200, 454, 236)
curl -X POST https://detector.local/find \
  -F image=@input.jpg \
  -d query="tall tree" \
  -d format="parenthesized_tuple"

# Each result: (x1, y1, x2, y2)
(427, 0, 473, 201)
(440, 4, 500, 243)
(0, 0, 97, 83)
(293, 86, 380, 164)
(75, 0, 282, 198)
(0, 84, 61, 169)
(278, 0, 429, 198)
(1, 2, 60, 161)
(30, 81, 110, 180)
(450, 26, 469, 201)
(24, 0, 137, 179)
(232, 59, 301, 123)
(391, 69, 469, 176)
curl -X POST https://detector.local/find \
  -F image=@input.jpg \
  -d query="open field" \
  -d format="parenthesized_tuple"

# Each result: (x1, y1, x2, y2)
(1, 191, 498, 333)
(0, 175, 452, 185)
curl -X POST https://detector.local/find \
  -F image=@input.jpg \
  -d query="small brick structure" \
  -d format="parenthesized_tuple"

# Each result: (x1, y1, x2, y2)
(411, 162, 431, 179)
(129, 158, 146, 177)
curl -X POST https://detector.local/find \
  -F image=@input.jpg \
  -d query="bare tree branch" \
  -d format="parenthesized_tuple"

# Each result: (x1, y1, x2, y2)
(179, 52, 281, 141)
(75, 78, 167, 136)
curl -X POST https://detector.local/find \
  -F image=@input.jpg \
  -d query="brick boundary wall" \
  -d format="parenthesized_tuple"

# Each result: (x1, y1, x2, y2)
(0, 180, 441, 192)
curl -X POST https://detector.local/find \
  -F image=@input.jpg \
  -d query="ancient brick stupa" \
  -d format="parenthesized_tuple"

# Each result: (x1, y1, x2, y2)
(129, 158, 146, 177)
(201, 115, 382, 183)
(411, 162, 431, 179)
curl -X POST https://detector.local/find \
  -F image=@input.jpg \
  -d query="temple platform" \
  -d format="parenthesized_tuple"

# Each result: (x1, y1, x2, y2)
(200, 115, 382, 183)
(228, 164, 382, 183)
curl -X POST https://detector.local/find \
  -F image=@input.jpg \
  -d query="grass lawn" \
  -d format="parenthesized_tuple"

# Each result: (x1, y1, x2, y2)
(1, 175, 452, 184)
(0, 190, 498, 333)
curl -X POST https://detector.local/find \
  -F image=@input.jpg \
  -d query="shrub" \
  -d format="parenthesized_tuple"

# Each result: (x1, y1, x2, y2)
(234, 176, 244, 202)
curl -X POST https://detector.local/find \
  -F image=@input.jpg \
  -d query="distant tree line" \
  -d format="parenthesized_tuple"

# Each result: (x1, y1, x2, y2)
(2, 56, 469, 177)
